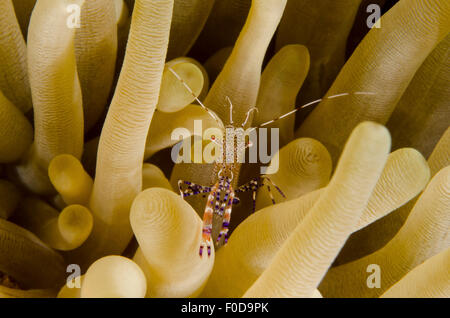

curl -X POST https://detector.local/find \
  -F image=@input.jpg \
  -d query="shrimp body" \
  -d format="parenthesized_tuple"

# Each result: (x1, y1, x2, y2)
(169, 65, 375, 257)
(200, 175, 235, 256)
(198, 124, 244, 256)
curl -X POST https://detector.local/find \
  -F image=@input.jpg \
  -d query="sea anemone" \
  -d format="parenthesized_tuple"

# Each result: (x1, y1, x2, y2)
(0, 0, 448, 298)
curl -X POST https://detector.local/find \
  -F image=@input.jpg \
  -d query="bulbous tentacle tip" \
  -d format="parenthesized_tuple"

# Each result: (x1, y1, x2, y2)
(81, 255, 147, 298)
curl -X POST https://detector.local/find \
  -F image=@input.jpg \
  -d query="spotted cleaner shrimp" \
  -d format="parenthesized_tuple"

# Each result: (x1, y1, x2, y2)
(168, 67, 375, 257)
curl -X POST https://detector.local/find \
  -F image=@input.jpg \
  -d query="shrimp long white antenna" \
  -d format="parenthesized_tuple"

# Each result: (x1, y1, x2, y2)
(256, 91, 376, 129)
(242, 107, 259, 128)
(167, 66, 224, 129)
(226, 96, 234, 125)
